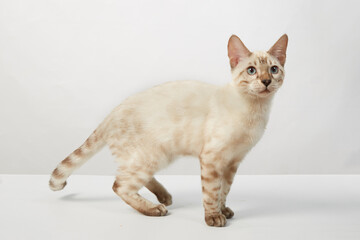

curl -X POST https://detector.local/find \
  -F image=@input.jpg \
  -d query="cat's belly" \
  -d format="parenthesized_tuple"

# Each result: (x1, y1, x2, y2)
(164, 118, 206, 157)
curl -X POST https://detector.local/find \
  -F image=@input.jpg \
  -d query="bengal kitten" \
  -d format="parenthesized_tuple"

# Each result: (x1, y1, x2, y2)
(50, 34, 288, 227)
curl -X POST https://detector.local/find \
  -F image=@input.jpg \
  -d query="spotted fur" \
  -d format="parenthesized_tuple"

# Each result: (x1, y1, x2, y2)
(49, 34, 288, 227)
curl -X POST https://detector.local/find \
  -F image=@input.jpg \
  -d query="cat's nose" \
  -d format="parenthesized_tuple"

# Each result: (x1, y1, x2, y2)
(261, 79, 271, 87)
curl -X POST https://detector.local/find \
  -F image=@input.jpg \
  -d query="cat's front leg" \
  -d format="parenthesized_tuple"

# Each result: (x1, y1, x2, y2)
(200, 153, 227, 227)
(220, 158, 242, 219)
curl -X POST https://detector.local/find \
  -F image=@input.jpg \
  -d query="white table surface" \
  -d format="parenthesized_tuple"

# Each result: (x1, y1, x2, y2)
(1, 175, 359, 240)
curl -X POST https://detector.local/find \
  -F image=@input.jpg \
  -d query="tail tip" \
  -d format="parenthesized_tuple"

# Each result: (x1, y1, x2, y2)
(49, 179, 67, 191)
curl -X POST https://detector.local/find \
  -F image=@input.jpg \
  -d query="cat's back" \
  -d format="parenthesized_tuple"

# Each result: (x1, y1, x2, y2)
(121, 80, 217, 113)
(103, 80, 219, 133)
(145, 80, 217, 102)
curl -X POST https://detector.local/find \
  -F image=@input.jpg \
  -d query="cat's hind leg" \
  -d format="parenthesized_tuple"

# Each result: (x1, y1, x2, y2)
(112, 166, 168, 216)
(145, 177, 172, 206)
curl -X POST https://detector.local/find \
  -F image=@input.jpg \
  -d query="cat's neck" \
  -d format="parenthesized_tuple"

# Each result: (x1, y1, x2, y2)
(225, 82, 274, 110)
(221, 83, 274, 131)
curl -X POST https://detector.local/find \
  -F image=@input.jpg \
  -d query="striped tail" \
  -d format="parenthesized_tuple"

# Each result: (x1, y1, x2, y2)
(49, 130, 105, 191)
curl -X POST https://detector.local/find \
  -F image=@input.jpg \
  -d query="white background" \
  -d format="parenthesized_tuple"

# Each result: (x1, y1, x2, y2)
(1, 0, 360, 175)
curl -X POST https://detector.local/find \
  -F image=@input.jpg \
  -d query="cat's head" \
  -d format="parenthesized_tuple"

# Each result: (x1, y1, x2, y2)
(227, 34, 288, 98)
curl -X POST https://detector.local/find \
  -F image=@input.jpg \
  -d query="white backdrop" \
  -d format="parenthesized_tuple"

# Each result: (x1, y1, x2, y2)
(1, 0, 360, 175)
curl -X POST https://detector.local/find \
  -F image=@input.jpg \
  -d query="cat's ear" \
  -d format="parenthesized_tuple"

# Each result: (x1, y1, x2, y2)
(268, 34, 288, 66)
(227, 35, 251, 69)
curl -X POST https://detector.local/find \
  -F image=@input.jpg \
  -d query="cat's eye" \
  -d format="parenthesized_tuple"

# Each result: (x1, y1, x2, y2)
(247, 67, 257, 75)
(270, 66, 279, 74)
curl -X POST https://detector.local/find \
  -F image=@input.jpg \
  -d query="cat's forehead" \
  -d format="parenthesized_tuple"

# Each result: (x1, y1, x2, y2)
(250, 51, 278, 66)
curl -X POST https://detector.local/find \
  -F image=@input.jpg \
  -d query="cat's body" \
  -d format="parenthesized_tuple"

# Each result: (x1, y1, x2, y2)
(50, 35, 288, 227)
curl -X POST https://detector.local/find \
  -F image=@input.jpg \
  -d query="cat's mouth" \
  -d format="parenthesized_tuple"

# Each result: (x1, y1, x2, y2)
(259, 89, 271, 94)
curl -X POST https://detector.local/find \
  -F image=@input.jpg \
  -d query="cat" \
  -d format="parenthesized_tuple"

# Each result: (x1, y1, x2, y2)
(49, 34, 288, 227)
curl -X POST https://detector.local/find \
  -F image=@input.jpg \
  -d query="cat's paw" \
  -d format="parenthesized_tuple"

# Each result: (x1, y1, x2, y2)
(49, 180, 67, 191)
(205, 213, 227, 227)
(147, 204, 168, 216)
(156, 193, 172, 206)
(221, 206, 234, 219)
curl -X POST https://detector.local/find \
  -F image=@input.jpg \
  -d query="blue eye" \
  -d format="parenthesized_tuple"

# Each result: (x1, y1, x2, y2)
(247, 67, 257, 75)
(270, 66, 279, 74)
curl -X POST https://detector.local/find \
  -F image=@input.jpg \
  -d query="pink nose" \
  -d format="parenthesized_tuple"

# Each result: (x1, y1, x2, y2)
(261, 79, 271, 87)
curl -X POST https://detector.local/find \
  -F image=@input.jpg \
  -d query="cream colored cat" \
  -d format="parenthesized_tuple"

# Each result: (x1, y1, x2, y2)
(50, 34, 288, 227)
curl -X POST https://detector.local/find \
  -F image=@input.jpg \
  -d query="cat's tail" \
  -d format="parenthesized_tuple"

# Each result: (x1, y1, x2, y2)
(49, 130, 105, 191)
